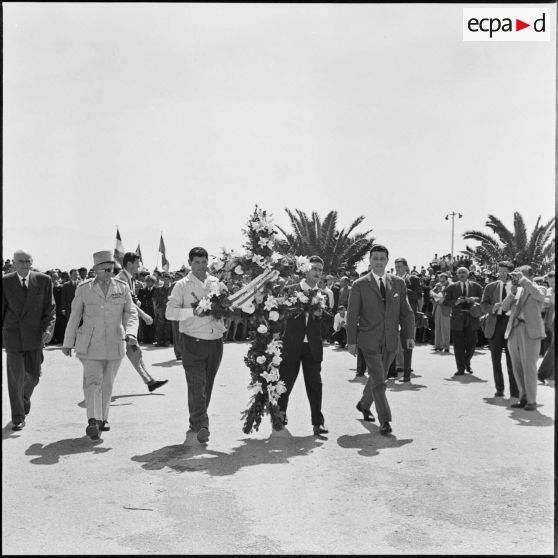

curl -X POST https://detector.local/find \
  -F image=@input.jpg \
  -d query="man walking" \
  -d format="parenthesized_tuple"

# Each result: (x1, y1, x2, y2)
(443, 267, 483, 375)
(481, 261, 519, 398)
(166, 247, 227, 444)
(62, 251, 139, 439)
(346, 245, 415, 435)
(502, 266, 546, 411)
(277, 256, 329, 435)
(2, 250, 56, 430)
(116, 252, 167, 392)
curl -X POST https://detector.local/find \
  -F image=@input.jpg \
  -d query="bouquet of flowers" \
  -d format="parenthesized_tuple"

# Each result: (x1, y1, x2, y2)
(191, 282, 234, 320)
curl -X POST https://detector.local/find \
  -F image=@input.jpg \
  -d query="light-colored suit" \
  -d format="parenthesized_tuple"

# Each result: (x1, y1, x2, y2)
(63, 277, 138, 421)
(501, 276, 545, 404)
(346, 273, 414, 423)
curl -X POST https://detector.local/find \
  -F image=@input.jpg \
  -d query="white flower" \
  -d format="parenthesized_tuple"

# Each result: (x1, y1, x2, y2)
(265, 339, 282, 355)
(212, 259, 224, 271)
(258, 237, 270, 249)
(240, 301, 256, 314)
(312, 293, 325, 307)
(268, 310, 280, 322)
(272, 355, 282, 367)
(264, 296, 278, 311)
(260, 368, 278, 383)
(249, 381, 263, 394)
(256, 355, 267, 365)
(296, 292, 309, 304)
(257, 324, 268, 334)
(270, 251, 281, 263)
(244, 250, 253, 259)
(295, 256, 312, 273)
(197, 297, 212, 312)
(275, 380, 287, 395)
(234, 265, 244, 275)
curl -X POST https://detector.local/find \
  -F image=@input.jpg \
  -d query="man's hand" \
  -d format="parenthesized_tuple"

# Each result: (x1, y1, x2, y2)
(61, 309, 66, 316)
(126, 335, 138, 346)
(492, 302, 502, 314)
(455, 296, 465, 306)
(136, 300, 142, 308)
(406, 339, 415, 350)
(62, 348, 72, 357)
(143, 315, 154, 326)
(347, 344, 357, 357)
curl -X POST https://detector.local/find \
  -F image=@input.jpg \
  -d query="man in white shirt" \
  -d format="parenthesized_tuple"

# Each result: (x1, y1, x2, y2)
(166, 247, 227, 444)
(480, 261, 518, 397)
(331, 305, 347, 348)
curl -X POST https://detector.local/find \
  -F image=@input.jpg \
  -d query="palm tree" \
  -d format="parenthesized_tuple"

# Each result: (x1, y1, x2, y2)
(462, 212, 555, 274)
(275, 209, 375, 274)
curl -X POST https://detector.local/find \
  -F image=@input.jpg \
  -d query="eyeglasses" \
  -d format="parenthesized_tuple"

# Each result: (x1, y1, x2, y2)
(97, 267, 114, 273)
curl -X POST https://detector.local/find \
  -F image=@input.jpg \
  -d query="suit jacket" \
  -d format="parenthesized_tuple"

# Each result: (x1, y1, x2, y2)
(60, 280, 78, 314)
(281, 283, 324, 362)
(2, 271, 56, 351)
(480, 280, 509, 339)
(501, 276, 546, 340)
(62, 277, 138, 360)
(403, 273, 422, 314)
(137, 287, 156, 317)
(442, 281, 483, 331)
(346, 273, 415, 354)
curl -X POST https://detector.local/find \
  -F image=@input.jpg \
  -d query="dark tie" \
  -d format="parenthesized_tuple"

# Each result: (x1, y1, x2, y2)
(501, 283, 507, 302)
(462, 282, 466, 296)
(22, 277, 28, 294)
(379, 277, 386, 303)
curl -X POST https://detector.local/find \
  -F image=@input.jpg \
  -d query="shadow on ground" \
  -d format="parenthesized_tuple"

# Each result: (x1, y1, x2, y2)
(387, 380, 427, 392)
(337, 421, 413, 457)
(152, 359, 183, 367)
(444, 375, 488, 384)
(77, 393, 165, 408)
(508, 408, 554, 427)
(3, 423, 21, 440)
(25, 438, 111, 465)
(131, 431, 323, 476)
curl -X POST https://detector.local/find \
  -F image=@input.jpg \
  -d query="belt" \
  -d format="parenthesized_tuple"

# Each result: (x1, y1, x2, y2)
(517, 318, 526, 323)
(182, 333, 222, 343)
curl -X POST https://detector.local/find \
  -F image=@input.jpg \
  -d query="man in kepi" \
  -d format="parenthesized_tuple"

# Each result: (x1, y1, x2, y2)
(62, 251, 139, 440)
(2, 249, 56, 431)
(346, 245, 415, 436)
(166, 247, 227, 445)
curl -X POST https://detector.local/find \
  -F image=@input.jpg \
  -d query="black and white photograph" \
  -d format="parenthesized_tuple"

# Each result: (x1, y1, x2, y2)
(2, 2, 555, 555)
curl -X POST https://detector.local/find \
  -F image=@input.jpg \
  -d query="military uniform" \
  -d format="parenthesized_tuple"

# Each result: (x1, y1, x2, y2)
(63, 277, 138, 422)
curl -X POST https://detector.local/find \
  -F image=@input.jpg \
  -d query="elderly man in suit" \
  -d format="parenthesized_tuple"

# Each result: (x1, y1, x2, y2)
(62, 251, 139, 439)
(2, 249, 56, 430)
(481, 261, 519, 398)
(116, 252, 167, 393)
(501, 266, 546, 411)
(277, 256, 329, 435)
(346, 245, 415, 435)
(443, 267, 483, 376)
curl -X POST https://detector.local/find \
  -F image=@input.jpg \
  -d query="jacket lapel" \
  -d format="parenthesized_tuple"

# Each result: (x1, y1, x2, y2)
(366, 274, 384, 308)
(9, 274, 27, 307)
(20, 272, 37, 317)
(385, 274, 393, 307)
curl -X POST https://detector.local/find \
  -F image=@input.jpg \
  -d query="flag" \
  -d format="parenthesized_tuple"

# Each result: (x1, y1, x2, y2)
(135, 243, 143, 264)
(114, 227, 125, 265)
(159, 234, 170, 272)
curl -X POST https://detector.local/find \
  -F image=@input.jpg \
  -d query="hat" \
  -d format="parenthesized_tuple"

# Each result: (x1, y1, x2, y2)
(93, 251, 115, 267)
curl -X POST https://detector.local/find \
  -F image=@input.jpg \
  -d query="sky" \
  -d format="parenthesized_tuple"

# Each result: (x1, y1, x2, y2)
(3, 3, 556, 273)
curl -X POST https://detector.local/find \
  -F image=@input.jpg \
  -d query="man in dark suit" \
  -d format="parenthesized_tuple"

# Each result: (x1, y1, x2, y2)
(347, 245, 415, 435)
(2, 250, 56, 430)
(278, 256, 329, 435)
(443, 267, 483, 375)
(137, 275, 157, 344)
(480, 261, 518, 398)
(60, 268, 80, 321)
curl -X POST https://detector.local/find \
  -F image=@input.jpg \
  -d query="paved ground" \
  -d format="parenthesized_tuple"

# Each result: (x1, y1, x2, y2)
(2, 341, 555, 555)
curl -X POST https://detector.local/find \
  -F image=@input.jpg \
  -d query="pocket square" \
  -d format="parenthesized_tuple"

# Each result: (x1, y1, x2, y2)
(393, 293, 399, 298)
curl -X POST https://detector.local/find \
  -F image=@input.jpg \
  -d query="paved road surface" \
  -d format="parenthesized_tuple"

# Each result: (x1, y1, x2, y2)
(2, 342, 554, 554)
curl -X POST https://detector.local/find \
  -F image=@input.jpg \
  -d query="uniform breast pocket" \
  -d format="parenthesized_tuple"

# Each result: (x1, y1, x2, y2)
(75, 327, 94, 353)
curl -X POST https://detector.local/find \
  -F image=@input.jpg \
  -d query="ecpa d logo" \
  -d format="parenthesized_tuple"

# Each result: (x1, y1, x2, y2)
(463, 8, 551, 41)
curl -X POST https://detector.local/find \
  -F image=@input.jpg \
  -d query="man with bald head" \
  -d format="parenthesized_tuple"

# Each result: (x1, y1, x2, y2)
(442, 266, 483, 376)
(2, 250, 56, 430)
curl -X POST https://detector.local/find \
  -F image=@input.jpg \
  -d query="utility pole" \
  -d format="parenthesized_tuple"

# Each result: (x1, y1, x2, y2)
(445, 212, 463, 263)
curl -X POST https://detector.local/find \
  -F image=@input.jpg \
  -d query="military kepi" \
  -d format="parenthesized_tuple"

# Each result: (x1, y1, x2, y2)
(93, 251, 115, 267)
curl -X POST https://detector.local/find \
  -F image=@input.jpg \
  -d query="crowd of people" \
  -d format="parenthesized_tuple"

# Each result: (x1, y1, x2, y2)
(2, 247, 554, 441)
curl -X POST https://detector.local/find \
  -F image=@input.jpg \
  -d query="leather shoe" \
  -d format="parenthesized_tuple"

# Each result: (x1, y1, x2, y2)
(99, 420, 110, 431)
(356, 402, 375, 422)
(12, 420, 25, 431)
(197, 427, 210, 443)
(355, 373, 365, 377)
(86, 418, 100, 440)
(379, 421, 392, 435)
(443, 349, 450, 353)
(313, 424, 329, 435)
(148, 379, 168, 392)
(494, 390, 504, 397)
(510, 400, 527, 409)
(466, 367, 473, 374)
(454, 371, 465, 376)
(399, 377, 410, 383)
(523, 403, 537, 411)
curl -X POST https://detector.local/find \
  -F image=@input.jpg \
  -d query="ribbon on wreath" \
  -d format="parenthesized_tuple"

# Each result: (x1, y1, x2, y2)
(228, 268, 280, 310)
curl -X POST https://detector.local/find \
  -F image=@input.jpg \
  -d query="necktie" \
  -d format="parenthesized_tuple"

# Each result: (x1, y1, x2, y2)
(379, 277, 386, 303)
(501, 283, 507, 302)
(462, 282, 466, 296)
(22, 277, 28, 294)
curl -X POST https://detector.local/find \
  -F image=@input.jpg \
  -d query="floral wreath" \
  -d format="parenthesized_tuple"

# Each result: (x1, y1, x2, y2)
(192, 206, 327, 433)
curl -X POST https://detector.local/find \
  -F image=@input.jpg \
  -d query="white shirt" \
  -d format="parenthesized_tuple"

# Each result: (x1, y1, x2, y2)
(497, 280, 512, 316)
(17, 273, 30, 288)
(370, 271, 387, 292)
(334, 312, 346, 332)
(323, 286, 334, 309)
(459, 280, 469, 296)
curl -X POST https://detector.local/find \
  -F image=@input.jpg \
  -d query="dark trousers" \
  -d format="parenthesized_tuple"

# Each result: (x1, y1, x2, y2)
(278, 343, 324, 426)
(331, 328, 347, 348)
(180, 334, 223, 432)
(139, 316, 156, 344)
(6, 349, 43, 423)
(356, 348, 367, 375)
(538, 322, 554, 381)
(452, 326, 477, 372)
(171, 321, 182, 358)
(488, 315, 518, 396)
(400, 329, 413, 380)
(155, 315, 171, 345)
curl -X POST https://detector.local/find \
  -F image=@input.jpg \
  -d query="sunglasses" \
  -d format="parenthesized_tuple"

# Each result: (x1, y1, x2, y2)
(97, 267, 114, 273)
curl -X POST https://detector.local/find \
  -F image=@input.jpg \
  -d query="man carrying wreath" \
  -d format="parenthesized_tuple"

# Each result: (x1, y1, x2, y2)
(277, 255, 329, 436)
(166, 247, 227, 444)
